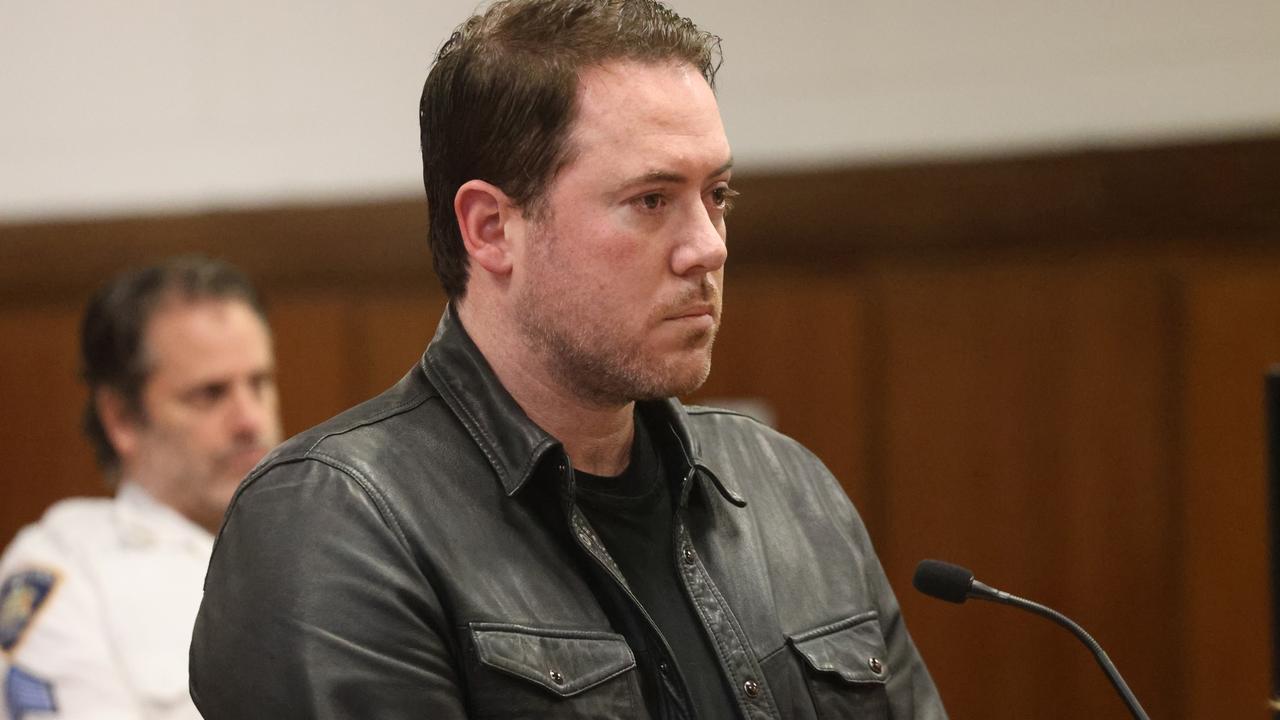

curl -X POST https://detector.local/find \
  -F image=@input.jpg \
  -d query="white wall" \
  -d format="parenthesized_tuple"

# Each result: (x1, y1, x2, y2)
(1, 1, 1277, 221)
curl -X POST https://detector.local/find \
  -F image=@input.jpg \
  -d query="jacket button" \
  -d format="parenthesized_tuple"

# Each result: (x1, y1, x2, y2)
(743, 679, 761, 698)
(549, 669, 565, 685)
(658, 661, 669, 675)
(682, 546, 695, 565)
(869, 657, 884, 674)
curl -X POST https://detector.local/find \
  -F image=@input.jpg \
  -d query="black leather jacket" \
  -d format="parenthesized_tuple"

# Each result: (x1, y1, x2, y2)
(190, 307, 947, 719)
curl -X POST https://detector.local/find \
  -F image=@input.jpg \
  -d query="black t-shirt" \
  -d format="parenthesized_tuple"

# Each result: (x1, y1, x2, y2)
(575, 415, 739, 720)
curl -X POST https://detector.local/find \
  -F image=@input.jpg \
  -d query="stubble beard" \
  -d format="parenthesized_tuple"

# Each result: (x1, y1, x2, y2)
(515, 253, 720, 408)
(522, 303, 718, 408)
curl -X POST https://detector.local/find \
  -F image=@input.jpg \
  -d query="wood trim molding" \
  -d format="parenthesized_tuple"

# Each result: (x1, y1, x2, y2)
(2, 135, 1277, 304)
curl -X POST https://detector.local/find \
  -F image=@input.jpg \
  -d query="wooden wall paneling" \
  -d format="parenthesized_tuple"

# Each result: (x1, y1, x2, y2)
(0, 202, 431, 306)
(5, 137, 1276, 304)
(267, 292, 366, 436)
(874, 261, 1076, 718)
(356, 290, 448, 399)
(719, 137, 1280, 266)
(0, 304, 103, 547)
(1036, 261, 1180, 719)
(1180, 264, 1280, 720)
(873, 257, 1179, 719)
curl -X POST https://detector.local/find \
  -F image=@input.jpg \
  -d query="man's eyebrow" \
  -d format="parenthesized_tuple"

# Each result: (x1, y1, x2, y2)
(616, 158, 735, 191)
(710, 158, 734, 178)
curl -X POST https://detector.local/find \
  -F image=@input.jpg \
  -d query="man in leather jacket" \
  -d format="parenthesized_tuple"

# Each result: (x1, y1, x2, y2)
(190, 1, 948, 718)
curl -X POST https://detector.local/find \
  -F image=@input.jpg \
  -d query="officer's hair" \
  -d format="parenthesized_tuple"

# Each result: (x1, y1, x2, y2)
(419, 0, 722, 299)
(79, 256, 268, 478)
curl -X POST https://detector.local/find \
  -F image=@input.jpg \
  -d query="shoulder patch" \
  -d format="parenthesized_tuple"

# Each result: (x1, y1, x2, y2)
(5, 665, 58, 719)
(0, 570, 59, 655)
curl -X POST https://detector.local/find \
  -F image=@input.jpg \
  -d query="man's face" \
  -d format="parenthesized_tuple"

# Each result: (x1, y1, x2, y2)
(512, 60, 733, 407)
(114, 298, 281, 532)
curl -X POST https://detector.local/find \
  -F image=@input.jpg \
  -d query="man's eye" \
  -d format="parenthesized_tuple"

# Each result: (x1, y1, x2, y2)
(711, 186, 739, 211)
(188, 384, 226, 407)
(250, 371, 276, 396)
(636, 193, 665, 211)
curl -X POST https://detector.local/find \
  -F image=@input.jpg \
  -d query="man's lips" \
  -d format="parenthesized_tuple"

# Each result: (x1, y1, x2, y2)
(226, 445, 269, 471)
(665, 304, 718, 333)
(668, 303, 716, 321)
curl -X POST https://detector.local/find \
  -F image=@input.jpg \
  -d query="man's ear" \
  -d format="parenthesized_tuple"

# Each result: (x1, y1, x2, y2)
(96, 387, 142, 462)
(454, 179, 518, 276)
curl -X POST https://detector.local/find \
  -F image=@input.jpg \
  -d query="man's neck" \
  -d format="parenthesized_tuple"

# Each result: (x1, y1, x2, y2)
(457, 299, 635, 476)
(117, 477, 221, 536)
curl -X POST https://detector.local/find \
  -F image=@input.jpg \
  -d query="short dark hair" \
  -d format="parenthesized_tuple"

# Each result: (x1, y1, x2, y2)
(419, 0, 722, 298)
(80, 255, 268, 476)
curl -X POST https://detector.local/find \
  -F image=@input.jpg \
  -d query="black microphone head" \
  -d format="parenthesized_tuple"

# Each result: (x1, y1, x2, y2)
(913, 559, 976, 604)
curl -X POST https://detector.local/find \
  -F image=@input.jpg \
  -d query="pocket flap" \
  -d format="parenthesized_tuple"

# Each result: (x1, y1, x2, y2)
(788, 611, 891, 685)
(470, 623, 636, 698)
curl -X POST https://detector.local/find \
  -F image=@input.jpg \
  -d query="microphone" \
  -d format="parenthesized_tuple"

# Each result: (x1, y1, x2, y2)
(913, 559, 1150, 720)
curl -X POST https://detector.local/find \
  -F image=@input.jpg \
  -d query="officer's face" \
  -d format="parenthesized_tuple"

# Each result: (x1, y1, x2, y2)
(115, 298, 281, 532)
(510, 59, 733, 406)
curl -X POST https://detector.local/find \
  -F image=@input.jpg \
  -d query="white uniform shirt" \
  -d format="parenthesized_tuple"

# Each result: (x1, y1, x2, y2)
(0, 483, 212, 720)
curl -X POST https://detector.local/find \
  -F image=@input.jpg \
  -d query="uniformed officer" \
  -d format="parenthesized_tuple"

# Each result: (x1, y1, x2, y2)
(0, 256, 282, 719)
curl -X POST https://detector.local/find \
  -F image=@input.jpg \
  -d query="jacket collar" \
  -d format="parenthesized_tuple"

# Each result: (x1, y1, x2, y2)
(420, 304, 744, 506)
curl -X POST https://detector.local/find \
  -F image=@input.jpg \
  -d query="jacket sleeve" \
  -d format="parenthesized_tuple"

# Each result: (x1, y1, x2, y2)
(189, 457, 467, 719)
(0, 529, 142, 719)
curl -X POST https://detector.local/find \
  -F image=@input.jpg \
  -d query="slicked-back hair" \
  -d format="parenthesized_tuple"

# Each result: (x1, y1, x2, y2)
(79, 255, 268, 477)
(419, 0, 722, 299)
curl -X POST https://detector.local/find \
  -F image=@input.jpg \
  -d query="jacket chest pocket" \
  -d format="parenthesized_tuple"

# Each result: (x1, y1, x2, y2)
(465, 623, 645, 719)
(788, 612, 892, 720)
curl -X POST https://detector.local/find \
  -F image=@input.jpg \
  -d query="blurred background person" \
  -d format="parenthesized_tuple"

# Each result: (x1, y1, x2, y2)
(0, 256, 281, 719)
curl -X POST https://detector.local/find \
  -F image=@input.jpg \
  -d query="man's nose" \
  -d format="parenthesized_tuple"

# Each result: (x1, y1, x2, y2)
(226, 383, 272, 440)
(671, 205, 728, 277)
